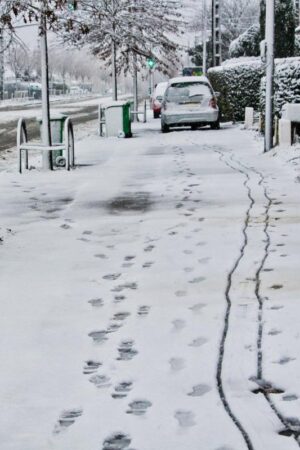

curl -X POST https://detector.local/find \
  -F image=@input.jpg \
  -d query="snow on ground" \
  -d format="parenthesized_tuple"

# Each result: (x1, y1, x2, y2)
(0, 117, 300, 450)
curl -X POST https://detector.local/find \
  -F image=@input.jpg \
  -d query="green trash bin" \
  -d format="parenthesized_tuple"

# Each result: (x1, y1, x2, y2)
(104, 101, 132, 138)
(37, 113, 67, 166)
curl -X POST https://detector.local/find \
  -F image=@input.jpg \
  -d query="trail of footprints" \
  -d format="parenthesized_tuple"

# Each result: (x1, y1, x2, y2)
(54, 145, 214, 446)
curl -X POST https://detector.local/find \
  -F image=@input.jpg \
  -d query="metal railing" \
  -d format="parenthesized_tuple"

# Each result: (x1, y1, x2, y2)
(17, 116, 75, 173)
(130, 99, 147, 123)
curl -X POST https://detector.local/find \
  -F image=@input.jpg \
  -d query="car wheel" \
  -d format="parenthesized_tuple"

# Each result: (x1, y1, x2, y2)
(154, 111, 160, 119)
(161, 122, 170, 133)
(211, 120, 220, 130)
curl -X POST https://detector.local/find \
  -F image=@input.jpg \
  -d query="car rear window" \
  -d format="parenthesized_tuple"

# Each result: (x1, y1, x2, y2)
(166, 82, 212, 104)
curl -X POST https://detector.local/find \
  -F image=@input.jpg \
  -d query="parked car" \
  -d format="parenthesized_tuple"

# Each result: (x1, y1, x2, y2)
(161, 76, 220, 133)
(151, 82, 168, 118)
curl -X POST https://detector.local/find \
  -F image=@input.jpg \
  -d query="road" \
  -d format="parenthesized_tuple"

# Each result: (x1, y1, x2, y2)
(0, 119, 300, 450)
(0, 96, 105, 153)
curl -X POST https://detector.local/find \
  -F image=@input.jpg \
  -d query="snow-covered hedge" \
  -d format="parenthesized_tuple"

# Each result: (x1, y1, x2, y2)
(260, 57, 300, 116)
(208, 58, 264, 121)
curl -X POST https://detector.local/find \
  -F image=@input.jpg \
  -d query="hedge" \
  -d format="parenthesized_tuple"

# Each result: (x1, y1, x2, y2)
(208, 58, 264, 121)
(209, 57, 300, 121)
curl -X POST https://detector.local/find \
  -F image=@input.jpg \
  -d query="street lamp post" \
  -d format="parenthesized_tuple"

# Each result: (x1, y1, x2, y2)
(264, 0, 275, 152)
(40, 9, 52, 170)
(0, 28, 4, 101)
(202, 0, 207, 74)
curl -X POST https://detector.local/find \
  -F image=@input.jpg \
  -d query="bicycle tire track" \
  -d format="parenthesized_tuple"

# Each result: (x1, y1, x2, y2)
(230, 157, 300, 447)
(213, 148, 255, 450)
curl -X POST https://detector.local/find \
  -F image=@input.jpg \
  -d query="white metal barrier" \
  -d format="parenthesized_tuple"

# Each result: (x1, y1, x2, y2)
(130, 99, 147, 123)
(98, 104, 106, 137)
(17, 117, 75, 173)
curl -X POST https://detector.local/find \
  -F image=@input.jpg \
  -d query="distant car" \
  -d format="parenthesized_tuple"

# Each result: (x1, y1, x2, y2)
(151, 82, 168, 118)
(161, 76, 220, 133)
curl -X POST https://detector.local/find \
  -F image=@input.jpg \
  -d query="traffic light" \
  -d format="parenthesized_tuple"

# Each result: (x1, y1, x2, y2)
(67, 0, 78, 11)
(147, 58, 156, 70)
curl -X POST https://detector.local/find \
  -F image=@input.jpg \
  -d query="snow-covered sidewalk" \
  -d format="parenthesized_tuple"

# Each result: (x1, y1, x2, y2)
(1, 119, 300, 450)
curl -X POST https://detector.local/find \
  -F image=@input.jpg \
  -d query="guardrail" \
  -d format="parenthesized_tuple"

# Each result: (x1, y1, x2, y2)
(17, 117, 75, 173)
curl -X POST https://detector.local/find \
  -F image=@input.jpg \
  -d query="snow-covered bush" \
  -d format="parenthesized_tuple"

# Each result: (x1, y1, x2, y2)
(260, 57, 300, 116)
(208, 58, 264, 121)
(229, 25, 261, 58)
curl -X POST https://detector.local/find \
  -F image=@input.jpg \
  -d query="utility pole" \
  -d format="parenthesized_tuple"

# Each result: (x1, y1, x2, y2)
(0, 28, 4, 101)
(295, 0, 300, 25)
(212, 0, 222, 67)
(202, 0, 207, 74)
(264, 0, 275, 152)
(40, 5, 52, 170)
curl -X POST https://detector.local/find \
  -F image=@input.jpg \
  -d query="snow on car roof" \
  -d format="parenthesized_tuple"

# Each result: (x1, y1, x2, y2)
(168, 76, 210, 85)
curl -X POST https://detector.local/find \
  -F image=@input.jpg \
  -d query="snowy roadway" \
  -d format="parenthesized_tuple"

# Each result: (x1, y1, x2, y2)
(1, 118, 300, 450)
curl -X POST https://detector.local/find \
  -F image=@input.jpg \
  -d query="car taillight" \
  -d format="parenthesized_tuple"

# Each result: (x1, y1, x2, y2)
(209, 97, 218, 109)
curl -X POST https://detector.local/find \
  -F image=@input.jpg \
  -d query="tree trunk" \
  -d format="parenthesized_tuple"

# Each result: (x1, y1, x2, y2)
(132, 52, 138, 122)
(111, 40, 117, 101)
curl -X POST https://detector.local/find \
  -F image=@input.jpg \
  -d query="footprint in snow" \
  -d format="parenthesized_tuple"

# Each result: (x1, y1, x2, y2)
(53, 408, 83, 434)
(144, 244, 155, 252)
(175, 290, 187, 298)
(112, 282, 138, 292)
(112, 381, 133, 399)
(172, 319, 186, 331)
(114, 295, 126, 304)
(103, 273, 121, 281)
(89, 374, 111, 388)
(274, 356, 295, 365)
(88, 298, 104, 308)
(268, 329, 282, 336)
(282, 394, 298, 401)
(117, 340, 138, 361)
(102, 432, 131, 450)
(189, 337, 208, 347)
(184, 267, 194, 273)
(189, 276, 206, 284)
(174, 410, 196, 428)
(82, 230, 93, 235)
(188, 384, 211, 397)
(137, 305, 150, 317)
(124, 255, 136, 261)
(60, 223, 72, 230)
(113, 311, 131, 321)
(88, 330, 108, 344)
(189, 303, 206, 313)
(142, 261, 154, 268)
(199, 257, 210, 264)
(169, 357, 185, 372)
(94, 253, 108, 259)
(83, 360, 102, 375)
(127, 399, 152, 416)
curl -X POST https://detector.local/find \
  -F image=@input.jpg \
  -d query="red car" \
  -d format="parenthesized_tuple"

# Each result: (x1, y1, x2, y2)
(151, 82, 168, 118)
